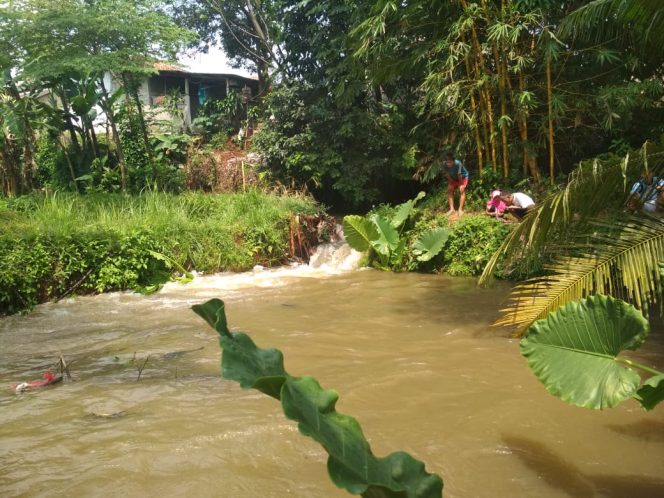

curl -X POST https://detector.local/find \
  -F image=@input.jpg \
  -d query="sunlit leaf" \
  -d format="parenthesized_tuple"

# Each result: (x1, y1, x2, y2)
(371, 214, 400, 256)
(521, 295, 649, 409)
(391, 191, 425, 229)
(413, 228, 449, 262)
(343, 215, 380, 252)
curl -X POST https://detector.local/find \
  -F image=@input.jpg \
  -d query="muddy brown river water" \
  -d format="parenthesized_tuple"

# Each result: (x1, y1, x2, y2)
(1, 259, 663, 497)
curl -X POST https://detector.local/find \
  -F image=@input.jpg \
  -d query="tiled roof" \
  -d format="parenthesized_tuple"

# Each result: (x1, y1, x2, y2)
(153, 62, 188, 72)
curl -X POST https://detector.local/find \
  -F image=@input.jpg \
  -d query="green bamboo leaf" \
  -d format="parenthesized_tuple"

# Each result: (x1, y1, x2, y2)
(193, 299, 443, 497)
(520, 295, 650, 409)
(343, 215, 380, 252)
(412, 228, 449, 262)
(635, 374, 664, 411)
(391, 191, 425, 229)
(371, 214, 400, 256)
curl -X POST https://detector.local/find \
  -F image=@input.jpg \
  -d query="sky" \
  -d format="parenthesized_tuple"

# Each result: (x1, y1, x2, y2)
(178, 46, 256, 77)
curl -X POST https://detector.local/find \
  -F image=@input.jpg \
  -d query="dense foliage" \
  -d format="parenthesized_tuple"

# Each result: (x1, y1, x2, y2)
(344, 192, 514, 276)
(0, 191, 319, 314)
(5, 1, 664, 210)
(170, 0, 664, 209)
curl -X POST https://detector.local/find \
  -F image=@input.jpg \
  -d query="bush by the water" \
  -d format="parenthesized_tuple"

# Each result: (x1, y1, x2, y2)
(0, 191, 320, 315)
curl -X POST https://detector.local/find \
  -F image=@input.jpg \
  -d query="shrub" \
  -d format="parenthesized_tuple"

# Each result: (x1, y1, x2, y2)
(441, 215, 512, 276)
(0, 191, 321, 314)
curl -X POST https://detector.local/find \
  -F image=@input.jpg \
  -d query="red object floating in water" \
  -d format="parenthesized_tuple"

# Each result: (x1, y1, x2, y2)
(10, 371, 63, 393)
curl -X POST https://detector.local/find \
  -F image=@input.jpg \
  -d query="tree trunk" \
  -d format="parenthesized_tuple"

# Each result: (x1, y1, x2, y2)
(99, 77, 127, 191)
(56, 136, 79, 192)
(57, 87, 82, 155)
(124, 72, 155, 178)
(485, 0, 509, 178)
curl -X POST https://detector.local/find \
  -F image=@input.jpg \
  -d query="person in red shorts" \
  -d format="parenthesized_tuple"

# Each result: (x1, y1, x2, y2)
(444, 152, 469, 216)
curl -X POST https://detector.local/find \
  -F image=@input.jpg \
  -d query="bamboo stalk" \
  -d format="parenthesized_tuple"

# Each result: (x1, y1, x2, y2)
(546, 54, 555, 185)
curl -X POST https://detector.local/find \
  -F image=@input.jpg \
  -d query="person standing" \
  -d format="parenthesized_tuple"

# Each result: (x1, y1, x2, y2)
(444, 152, 469, 216)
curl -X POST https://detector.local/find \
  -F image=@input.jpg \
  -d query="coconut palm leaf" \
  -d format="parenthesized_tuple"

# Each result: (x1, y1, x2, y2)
(480, 144, 664, 285)
(559, 0, 664, 58)
(496, 215, 664, 333)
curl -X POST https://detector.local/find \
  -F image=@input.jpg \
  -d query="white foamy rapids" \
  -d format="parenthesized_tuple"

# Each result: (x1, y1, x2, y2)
(159, 240, 364, 296)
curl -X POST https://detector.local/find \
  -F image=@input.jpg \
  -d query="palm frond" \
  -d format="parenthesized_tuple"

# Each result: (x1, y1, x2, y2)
(496, 215, 664, 334)
(559, 0, 664, 57)
(480, 144, 664, 285)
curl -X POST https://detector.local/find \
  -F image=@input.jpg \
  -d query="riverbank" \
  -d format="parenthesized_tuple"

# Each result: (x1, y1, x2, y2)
(0, 191, 321, 315)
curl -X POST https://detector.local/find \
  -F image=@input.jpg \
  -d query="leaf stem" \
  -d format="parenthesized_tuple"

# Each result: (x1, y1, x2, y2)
(617, 356, 664, 377)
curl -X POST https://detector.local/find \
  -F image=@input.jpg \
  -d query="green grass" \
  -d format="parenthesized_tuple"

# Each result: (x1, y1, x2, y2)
(0, 190, 320, 314)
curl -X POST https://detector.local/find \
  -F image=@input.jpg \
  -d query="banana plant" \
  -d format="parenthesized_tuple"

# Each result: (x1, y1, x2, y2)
(521, 294, 664, 410)
(343, 192, 449, 269)
(193, 298, 444, 498)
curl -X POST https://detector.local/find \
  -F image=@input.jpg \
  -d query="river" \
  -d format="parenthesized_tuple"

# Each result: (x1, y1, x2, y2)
(1, 246, 663, 497)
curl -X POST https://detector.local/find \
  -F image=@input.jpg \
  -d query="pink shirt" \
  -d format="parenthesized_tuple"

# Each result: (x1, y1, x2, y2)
(486, 197, 506, 215)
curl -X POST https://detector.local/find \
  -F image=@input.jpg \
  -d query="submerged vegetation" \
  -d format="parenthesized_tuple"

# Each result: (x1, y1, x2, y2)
(0, 191, 319, 315)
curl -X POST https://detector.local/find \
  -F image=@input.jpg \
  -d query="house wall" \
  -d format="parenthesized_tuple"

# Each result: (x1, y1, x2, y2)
(100, 70, 259, 129)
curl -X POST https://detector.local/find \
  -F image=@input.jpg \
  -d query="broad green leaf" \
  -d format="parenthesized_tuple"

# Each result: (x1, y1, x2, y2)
(520, 295, 649, 409)
(371, 214, 400, 256)
(413, 228, 449, 262)
(343, 215, 380, 252)
(391, 192, 425, 229)
(282, 376, 442, 496)
(193, 299, 286, 398)
(635, 374, 664, 411)
(192, 298, 230, 337)
(194, 299, 443, 497)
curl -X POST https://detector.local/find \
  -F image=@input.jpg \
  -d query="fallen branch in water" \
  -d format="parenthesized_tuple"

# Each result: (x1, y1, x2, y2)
(136, 355, 150, 381)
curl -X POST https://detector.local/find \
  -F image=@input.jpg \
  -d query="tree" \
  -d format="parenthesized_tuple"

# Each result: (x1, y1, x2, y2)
(479, 142, 664, 334)
(3, 0, 193, 191)
(173, 0, 284, 94)
(353, 0, 664, 182)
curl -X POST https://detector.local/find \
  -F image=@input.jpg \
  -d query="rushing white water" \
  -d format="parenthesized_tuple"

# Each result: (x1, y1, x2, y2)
(159, 239, 364, 300)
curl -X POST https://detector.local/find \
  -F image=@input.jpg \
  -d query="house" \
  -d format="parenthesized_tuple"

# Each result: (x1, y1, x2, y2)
(103, 63, 260, 127)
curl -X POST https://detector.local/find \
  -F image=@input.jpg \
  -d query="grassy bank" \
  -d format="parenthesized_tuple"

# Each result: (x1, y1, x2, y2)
(0, 191, 320, 315)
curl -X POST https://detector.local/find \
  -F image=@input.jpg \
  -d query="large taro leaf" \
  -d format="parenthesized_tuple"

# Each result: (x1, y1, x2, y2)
(194, 299, 443, 498)
(344, 215, 380, 252)
(520, 295, 649, 410)
(636, 374, 664, 411)
(371, 214, 400, 256)
(412, 228, 450, 262)
(391, 192, 426, 229)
